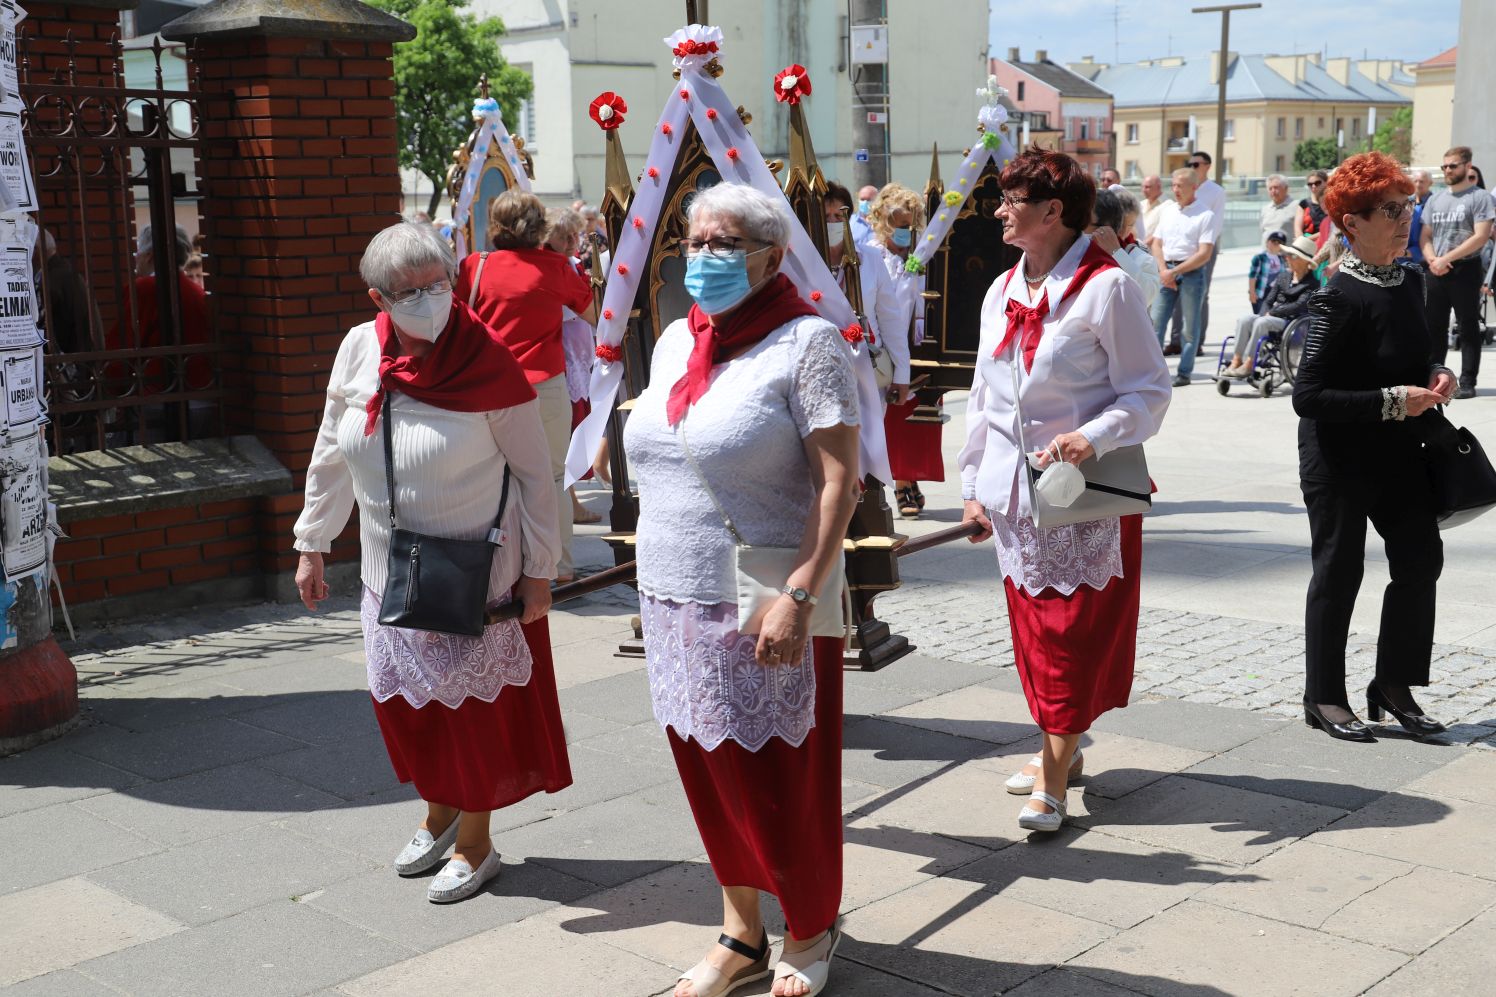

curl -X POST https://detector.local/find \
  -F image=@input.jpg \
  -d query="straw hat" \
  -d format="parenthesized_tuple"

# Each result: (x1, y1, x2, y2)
(1282, 234, 1318, 262)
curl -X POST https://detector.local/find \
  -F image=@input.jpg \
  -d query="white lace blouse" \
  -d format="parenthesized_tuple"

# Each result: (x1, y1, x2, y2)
(624, 315, 862, 604)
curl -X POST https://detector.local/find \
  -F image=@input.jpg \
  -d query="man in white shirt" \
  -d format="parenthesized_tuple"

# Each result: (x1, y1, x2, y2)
(1186, 151, 1226, 343)
(1140, 174, 1168, 241)
(1148, 168, 1217, 387)
(1258, 174, 1297, 242)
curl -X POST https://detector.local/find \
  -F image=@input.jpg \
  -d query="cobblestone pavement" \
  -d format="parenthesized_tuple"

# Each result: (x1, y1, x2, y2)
(880, 576, 1496, 743)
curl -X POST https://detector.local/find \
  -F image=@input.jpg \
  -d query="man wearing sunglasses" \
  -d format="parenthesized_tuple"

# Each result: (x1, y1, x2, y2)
(1421, 145, 1495, 399)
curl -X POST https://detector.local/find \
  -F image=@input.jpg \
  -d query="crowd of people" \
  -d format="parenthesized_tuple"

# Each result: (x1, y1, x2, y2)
(284, 143, 1482, 997)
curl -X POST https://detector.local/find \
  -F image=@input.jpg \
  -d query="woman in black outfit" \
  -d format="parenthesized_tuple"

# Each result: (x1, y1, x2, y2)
(1292, 152, 1457, 743)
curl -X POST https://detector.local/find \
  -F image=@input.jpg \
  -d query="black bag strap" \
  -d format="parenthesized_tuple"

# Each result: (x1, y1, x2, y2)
(381, 392, 513, 541)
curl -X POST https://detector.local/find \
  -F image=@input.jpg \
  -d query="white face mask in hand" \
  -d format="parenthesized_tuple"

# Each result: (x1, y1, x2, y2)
(1030, 442, 1086, 508)
(389, 289, 453, 342)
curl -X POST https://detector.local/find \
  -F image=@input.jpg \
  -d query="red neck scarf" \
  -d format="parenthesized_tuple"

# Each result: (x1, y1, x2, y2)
(995, 238, 1119, 372)
(667, 272, 818, 426)
(364, 300, 536, 435)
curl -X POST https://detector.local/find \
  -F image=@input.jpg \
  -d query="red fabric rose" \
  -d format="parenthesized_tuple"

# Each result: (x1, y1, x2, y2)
(672, 39, 719, 57)
(588, 92, 627, 131)
(596, 343, 624, 363)
(773, 65, 812, 106)
(841, 323, 864, 344)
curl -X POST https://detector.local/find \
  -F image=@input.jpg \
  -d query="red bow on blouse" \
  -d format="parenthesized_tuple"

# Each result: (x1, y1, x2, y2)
(998, 295, 1050, 373)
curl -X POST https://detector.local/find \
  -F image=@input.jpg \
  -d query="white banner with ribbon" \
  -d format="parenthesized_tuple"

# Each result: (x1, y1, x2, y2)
(564, 25, 891, 487)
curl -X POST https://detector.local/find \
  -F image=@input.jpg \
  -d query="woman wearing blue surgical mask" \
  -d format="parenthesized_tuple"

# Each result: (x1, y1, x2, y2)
(869, 183, 940, 518)
(624, 183, 861, 997)
(292, 222, 570, 904)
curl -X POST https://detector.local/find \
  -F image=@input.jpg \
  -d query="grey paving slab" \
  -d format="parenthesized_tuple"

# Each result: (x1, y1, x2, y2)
(487, 738, 680, 834)
(72, 762, 343, 847)
(1364, 906, 1496, 995)
(1069, 900, 1406, 997)
(845, 758, 1026, 853)
(843, 653, 1002, 699)
(882, 685, 1040, 746)
(1321, 865, 1496, 956)
(840, 876, 1116, 997)
(278, 784, 430, 868)
(1402, 748, 1496, 806)
(0, 969, 123, 996)
(0, 877, 182, 987)
(63, 716, 305, 782)
(254, 731, 404, 802)
(1004, 967, 1172, 997)
(305, 857, 595, 953)
(78, 680, 262, 732)
(1088, 700, 1292, 754)
(217, 656, 371, 696)
(841, 716, 994, 789)
(558, 669, 662, 727)
(1313, 791, 1496, 880)
(1181, 724, 1460, 810)
(497, 783, 708, 889)
(0, 740, 146, 818)
(0, 802, 160, 894)
(231, 690, 384, 746)
(1194, 839, 1411, 930)
(1076, 775, 1347, 866)
(80, 900, 411, 997)
(87, 823, 377, 926)
(959, 826, 1252, 929)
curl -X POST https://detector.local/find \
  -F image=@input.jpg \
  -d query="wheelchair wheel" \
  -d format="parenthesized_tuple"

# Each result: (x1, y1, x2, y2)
(1281, 317, 1309, 385)
(1259, 379, 1274, 398)
(1216, 378, 1231, 396)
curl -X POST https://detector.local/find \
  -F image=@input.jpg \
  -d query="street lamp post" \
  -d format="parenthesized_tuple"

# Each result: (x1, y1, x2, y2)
(1191, 3, 1260, 183)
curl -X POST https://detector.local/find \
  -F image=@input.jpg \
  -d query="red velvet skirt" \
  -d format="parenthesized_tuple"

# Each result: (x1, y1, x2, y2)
(1004, 514, 1143, 735)
(370, 616, 573, 812)
(667, 637, 844, 939)
(883, 397, 946, 482)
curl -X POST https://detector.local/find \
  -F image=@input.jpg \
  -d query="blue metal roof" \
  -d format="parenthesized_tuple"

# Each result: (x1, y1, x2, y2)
(1093, 54, 1411, 108)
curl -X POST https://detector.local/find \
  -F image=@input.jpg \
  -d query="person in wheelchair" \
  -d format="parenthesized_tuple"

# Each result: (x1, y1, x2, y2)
(1223, 234, 1320, 379)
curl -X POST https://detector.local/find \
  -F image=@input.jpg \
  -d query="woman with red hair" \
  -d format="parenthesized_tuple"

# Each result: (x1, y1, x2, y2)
(1293, 151, 1456, 742)
(959, 148, 1171, 831)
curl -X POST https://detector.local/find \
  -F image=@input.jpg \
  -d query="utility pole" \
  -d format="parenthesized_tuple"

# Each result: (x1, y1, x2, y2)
(1192, 3, 1259, 183)
(849, 0, 889, 190)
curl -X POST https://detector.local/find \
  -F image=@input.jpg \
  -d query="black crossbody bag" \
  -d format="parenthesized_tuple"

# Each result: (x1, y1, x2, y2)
(1421, 406, 1496, 530)
(377, 394, 512, 636)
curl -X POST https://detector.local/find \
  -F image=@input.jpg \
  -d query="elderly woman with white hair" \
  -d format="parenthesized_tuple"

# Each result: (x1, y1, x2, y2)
(625, 182, 860, 997)
(293, 222, 570, 904)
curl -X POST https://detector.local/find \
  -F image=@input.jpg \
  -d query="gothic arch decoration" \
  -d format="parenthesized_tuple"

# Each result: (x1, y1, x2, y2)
(446, 77, 533, 258)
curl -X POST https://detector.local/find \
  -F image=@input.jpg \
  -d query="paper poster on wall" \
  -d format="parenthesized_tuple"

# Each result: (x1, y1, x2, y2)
(1, 343, 40, 430)
(0, 105, 35, 213)
(0, 238, 38, 349)
(0, 2, 23, 102)
(0, 426, 45, 581)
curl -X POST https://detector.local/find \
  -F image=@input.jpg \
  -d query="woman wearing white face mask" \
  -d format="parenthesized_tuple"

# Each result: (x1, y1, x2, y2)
(959, 149, 1170, 832)
(869, 183, 940, 518)
(625, 183, 861, 997)
(292, 222, 569, 904)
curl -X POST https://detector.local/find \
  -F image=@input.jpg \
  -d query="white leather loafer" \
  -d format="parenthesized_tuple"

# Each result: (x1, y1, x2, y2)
(427, 847, 503, 903)
(393, 817, 460, 876)
(1017, 790, 1067, 833)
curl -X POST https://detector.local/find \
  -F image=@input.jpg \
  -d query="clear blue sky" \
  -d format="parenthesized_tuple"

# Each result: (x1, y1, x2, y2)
(990, 0, 1460, 67)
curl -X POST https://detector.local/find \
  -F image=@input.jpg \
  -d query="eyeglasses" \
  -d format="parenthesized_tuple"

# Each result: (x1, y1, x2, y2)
(677, 236, 771, 259)
(1368, 199, 1413, 221)
(1187, 161, 1207, 169)
(384, 279, 452, 305)
(1306, 180, 1324, 188)
(999, 191, 1045, 209)
(1440, 162, 1468, 172)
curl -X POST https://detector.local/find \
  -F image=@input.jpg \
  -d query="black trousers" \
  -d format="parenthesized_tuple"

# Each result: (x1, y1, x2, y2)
(1301, 467, 1442, 706)
(1426, 258, 1485, 386)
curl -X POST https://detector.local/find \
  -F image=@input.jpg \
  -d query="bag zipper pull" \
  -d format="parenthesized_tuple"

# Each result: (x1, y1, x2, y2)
(406, 541, 420, 611)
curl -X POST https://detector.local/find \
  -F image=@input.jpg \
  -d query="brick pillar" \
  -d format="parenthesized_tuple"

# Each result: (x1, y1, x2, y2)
(162, 1, 414, 577)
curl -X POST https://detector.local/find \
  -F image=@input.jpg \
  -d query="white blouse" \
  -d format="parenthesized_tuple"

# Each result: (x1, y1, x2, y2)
(624, 315, 861, 605)
(293, 321, 561, 600)
(879, 245, 924, 375)
(959, 235, 1170, 593)
(1112, 244, 1161, 307)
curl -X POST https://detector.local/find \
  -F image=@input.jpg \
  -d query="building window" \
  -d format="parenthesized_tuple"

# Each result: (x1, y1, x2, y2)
(1126, 122, 1139, 144)
(1352, 117, 1361, 138)
(514, 63, 537, 146)
(1335, 117, 1343, 134)
(1223, 119, 1235, 141)
(1125, 159, 1140, 179)
(1276, 117, 1285, 139)
(1294, 117, 1303, 139)
(1017, 81, 1025, 102)
(1223, 158, 1233, 176)
(1066, 117, 1074, 140)
(1318, 116, 1325, 128)
(1275, 154, 1286, 171)
(1080, 120, 1089, 140)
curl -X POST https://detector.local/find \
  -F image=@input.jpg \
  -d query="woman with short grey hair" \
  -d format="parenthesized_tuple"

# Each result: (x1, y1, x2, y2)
(1090, 188, 1160, 305)
(293, 221, 571, 904)
(626, 182, 861, 997)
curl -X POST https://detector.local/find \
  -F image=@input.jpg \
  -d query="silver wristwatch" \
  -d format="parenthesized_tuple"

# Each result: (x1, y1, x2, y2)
(781, 585, 818, 606)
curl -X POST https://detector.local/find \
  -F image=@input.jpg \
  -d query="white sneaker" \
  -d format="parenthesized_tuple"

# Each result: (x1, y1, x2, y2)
(393, 817, 460, 876)
(427, 847, 503, 903)
(1017, 790, 1067, 833)
(1004, 751, 1084, 795)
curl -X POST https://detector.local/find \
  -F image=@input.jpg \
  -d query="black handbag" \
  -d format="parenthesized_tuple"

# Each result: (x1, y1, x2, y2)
(377, 395, 512, 636)
(1421, 408, 1496, 530)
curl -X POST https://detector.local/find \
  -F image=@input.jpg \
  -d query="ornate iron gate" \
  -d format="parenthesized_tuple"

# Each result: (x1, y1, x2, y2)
(21, 29, 218, 455)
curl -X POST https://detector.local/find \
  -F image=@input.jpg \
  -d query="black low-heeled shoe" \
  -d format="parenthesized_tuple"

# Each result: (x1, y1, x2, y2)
(1303, 700, 1377, 743)
(1366, 682, 1447, 737)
